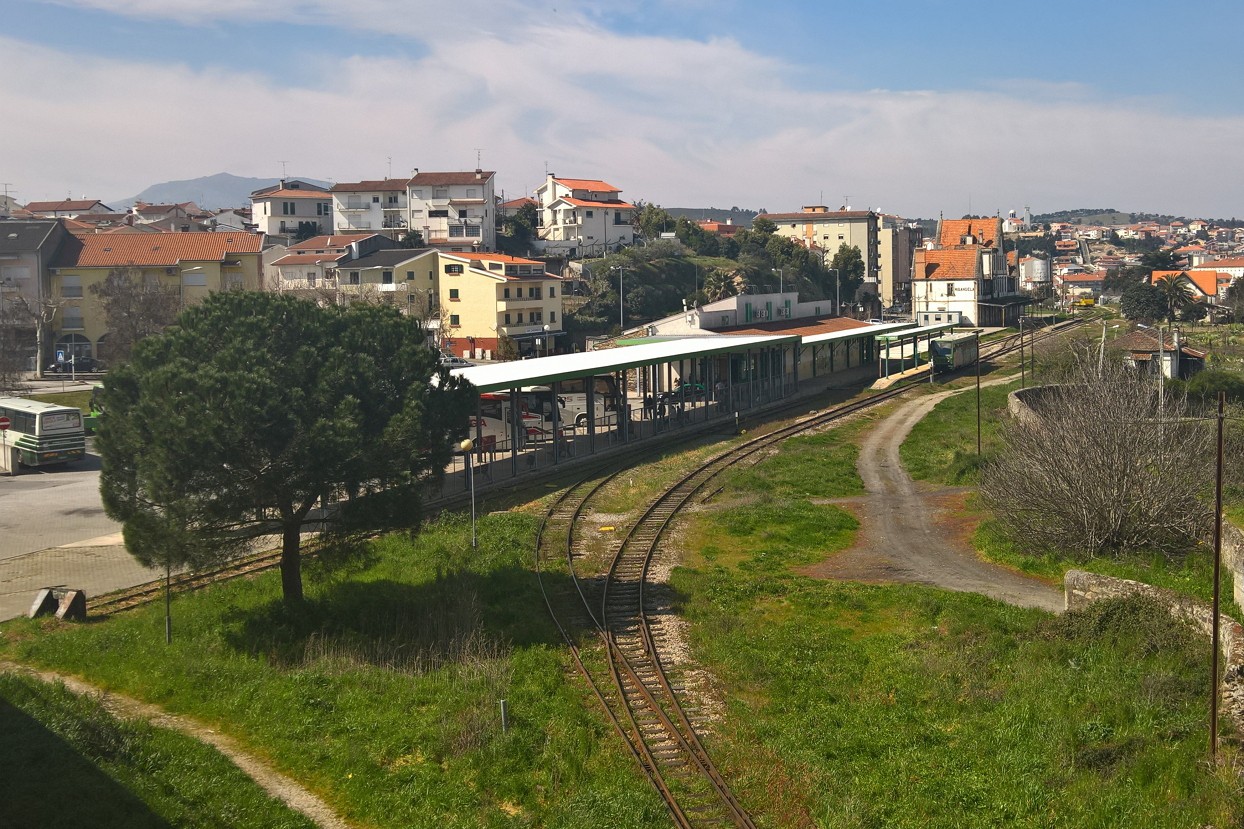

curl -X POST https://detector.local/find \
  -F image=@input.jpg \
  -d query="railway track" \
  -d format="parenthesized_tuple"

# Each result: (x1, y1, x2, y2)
(533, 314, 1087, 826)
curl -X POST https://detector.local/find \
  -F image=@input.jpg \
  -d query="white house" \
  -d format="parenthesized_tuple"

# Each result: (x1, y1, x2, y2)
(249, 180, 333, 238)
(533, 175, 636, 257)
(330, 178, 409, 234)
(407, 170, 496, 253)
(910, 217, 1027, 327)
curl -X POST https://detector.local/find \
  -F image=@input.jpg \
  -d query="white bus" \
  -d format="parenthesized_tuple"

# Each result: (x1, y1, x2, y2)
(467, 392, 548, 453)
(521, 375, 621, 429)
(0, 397, 87, 467)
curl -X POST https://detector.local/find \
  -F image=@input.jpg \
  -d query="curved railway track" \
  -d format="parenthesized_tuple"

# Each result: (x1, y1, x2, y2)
(89, 317, 1086, 822)
(533, 315, 1086, 826)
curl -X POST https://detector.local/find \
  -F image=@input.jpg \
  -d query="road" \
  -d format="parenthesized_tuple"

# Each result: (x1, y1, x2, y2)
(0, 449, 152, 621)
(804, 384, 1064, 612)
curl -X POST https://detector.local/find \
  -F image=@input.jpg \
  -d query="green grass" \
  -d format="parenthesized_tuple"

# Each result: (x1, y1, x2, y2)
(1, 671, 316, 828)
(722, 421, 868, 500)
(901, 379, 1019, 485)
(1, 513, 668, 829)
(26, 390, 93, 413)
(675, 504, 1240, 828)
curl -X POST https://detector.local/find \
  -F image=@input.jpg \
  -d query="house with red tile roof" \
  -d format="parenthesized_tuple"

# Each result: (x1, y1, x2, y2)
(407, 169, 497, 253)
(910, 215, 1028, 326)
(49, 231, 264, 361)
(1150, 269, 1231, 304)
(24, 199, 113, 218)
(249, 180, 333, 239)
(532, 174, 636, 257)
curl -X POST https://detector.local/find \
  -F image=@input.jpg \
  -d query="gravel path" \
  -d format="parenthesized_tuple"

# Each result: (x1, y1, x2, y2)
(1, 661, 352, 829)
(802, 385, 1065, 612)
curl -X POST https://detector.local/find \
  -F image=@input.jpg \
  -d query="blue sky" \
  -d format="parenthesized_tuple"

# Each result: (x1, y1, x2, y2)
(4, 0, 1243, 217)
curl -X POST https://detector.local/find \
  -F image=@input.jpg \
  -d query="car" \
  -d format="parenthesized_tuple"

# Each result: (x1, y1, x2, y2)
(47, 355, 104, 373)
(438, 354, 472, 369)
(660, 381, 706, 402)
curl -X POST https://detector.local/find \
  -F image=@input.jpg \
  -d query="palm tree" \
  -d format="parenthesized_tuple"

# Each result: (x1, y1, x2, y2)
(702, 268, 736, 302)
(1153, 272, 1196, 322)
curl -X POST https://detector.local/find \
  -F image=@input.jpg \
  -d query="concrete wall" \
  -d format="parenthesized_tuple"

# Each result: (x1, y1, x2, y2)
(1065, 569, 1244, 733)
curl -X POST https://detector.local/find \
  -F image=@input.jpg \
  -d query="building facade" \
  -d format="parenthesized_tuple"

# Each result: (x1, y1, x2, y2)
(249, 180, 333, 238)
(766, 207, 881, 297)
(910, 217, 1027, 327)
(408, 170, 497, 253)
(533, 175, 637, 257)
(330, 179, 410, 234)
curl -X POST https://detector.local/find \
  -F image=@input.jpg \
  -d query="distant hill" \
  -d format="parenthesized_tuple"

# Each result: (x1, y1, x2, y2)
(110, 172, 331, 211)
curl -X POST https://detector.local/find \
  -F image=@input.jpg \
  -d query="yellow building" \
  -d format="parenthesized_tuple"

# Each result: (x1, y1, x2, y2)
(436, 252, 563, 358)
(50, 231, 263, 361)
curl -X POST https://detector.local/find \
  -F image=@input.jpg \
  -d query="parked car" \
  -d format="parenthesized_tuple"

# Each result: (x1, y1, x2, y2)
(47, 355, 104, 373)
(660, 381, 706, 402)
(438, 354, 472, 369)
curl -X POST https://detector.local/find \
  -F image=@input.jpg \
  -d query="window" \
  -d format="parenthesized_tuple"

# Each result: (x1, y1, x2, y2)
(458, 208, 470, 218)
(529, 287, 541, 299)
(387, 195, 398, 205)
(383, 270, 393, 285)
(945, 283, 955, 296)
(488, 262, 502, 271)
(60, 275, 82, 298)
(449, 225, 465, 237)
(349, 271, 360, 285)
(516, 313, 524, 324)
(549, 287, 555, 297)
(411, 189, 423, 198)
(283, 201, 296, 215)
(61, 309, 84, 330)
(182, 272, 207, 287)
(449, 314, 460, 326)
(449, 288, 460, 300)
(586, 210, 594, 218)
(428, 209, 449, 218)
(466, 225, 481, 237)
(406, 271, 415, 280)
(549, 311, 556, 323)
(466, 188, 477, 198)
(503, 287, 511, 298)
(279, 221, 287, 233)
(838, 234, 844, 240)
(445, 264, 463, 274)
(372, 196, 380, 203)
(504, 313, 512, 324)
(531, 311, 542, 323)
(434, 188, 448, 199)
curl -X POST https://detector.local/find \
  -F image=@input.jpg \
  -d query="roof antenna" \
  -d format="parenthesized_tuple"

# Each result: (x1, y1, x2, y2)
(387, 156, 392, 179)
(278, 160, 289, 179)
(475, 148, 483, 170)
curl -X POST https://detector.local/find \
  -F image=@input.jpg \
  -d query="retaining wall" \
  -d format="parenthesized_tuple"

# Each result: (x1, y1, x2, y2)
(1065, 569, 1244, 734)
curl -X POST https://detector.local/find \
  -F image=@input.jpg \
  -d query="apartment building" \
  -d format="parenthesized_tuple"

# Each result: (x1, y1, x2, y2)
(767, 206, 881, 296)
(249, 180, 333, 238)
(407, 170, 497, 252)
(330, 179, 409, 233)
(533, 175, 636, 257)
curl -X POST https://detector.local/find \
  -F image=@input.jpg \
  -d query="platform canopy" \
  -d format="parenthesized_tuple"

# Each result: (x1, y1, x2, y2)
(449, 334, 798, 393)
(873, 321, 958, 342)
(801, 321, 914, 346)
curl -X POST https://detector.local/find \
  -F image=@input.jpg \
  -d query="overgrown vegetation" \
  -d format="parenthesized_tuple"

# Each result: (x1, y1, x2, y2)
(0, 512, 668, 829)
(0, 671, 316, 828)
(675, 453, 1239, 826)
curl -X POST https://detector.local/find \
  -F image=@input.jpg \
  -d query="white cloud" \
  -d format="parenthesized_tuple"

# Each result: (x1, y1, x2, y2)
(5, 12, 1244, 218)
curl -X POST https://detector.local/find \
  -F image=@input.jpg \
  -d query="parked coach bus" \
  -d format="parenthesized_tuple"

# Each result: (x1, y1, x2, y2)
(0, 397, 87, 467)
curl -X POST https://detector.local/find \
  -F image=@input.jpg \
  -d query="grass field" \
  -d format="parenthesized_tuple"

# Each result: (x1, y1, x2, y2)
(900, 378, 1019, 486)
(25, 389, 93, 413)
(1, 513, 668, 829)
(1, 671, 316, 828)
(673, 437, 1240, 827)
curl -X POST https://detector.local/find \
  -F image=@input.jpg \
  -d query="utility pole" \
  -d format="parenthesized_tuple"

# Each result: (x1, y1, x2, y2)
(1211, 391, 1225, 762)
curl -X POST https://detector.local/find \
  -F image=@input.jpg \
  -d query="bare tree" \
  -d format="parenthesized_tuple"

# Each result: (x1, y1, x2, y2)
(89, 267, 180, 364)
(980, 359, 1214, 558)
(8, 293, 66, 380)
(0, 303, 27, 391)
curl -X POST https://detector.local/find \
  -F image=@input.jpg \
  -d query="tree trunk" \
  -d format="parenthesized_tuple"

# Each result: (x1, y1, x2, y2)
(280, 520, 303, 604)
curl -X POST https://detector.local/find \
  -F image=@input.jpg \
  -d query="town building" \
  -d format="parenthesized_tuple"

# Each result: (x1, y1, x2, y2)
(766, 206, 881, 297)
(330, 179, 410, 234)
(436, 251, 562, 359)
(24, 199, 114, 219)
(533, 175, 636, 257)
(249, 180, 333, 239)
(408, 170, 497, 253)
(0, 219, 76, 369)
(49, 231, 264, 362)
(268, 233, 397, 292)
(910, 216, 1027, 326)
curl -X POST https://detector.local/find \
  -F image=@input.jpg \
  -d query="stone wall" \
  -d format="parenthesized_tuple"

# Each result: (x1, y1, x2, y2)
(1065, 569, 1244, 735)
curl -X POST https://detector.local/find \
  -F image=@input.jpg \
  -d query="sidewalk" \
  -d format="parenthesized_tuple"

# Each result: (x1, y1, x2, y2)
(0, 533, 157, 622)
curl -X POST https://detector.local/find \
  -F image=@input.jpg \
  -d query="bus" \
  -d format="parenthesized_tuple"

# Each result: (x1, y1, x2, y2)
(0, 397, 87, 467)
(467, 392, 547, 453)
(545, 374, 621, 428)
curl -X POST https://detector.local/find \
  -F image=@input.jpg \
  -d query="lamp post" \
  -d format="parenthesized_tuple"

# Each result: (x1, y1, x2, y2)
(1097, 321, 1119, 378)
(611, 265, 626, 331)
(771, 267, 783, 296)
(543, 323, 551, 357)
(460, 438, 477, 548)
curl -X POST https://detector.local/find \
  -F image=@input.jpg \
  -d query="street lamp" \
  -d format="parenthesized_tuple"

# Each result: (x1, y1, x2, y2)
(1097, 321, 1119, 378)
(771, 267, 783, 296)
(460, 438, 477, 548)
(542, 323, 551, 357)
(610, 265, 626, 331)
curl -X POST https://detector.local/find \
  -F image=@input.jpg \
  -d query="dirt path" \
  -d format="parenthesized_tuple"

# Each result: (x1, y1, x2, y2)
(1, 661, 352, 829)
(803, 383, 1064, 612)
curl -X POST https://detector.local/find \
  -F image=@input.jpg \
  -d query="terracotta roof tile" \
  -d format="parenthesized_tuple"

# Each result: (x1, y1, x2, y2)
(254, 187, 331, 200)
(287, 233, 377, 251)
(55, 231, 263, 268)
(24, 199, 110, 212)
(914, 249, 979, 280)
(718, 315, 872, 337)
(410, 171, 495, 186)
(330, 178, 410, 192)
(554, 177, 621, 192)
(555, 196, 635, 209)
(938, 217, 1002, 248)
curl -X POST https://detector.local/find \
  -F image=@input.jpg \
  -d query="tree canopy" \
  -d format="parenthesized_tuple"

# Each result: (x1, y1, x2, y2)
(88, 266, 181, 365)
(1120, 281, 1166, 322)
(97, 291, 475, 604)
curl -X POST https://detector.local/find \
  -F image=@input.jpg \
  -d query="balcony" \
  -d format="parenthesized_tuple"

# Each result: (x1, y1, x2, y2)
(339, 203, 370, 212)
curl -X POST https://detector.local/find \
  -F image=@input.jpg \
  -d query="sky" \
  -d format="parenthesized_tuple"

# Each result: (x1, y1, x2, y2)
(3, 0, 1244, 219)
